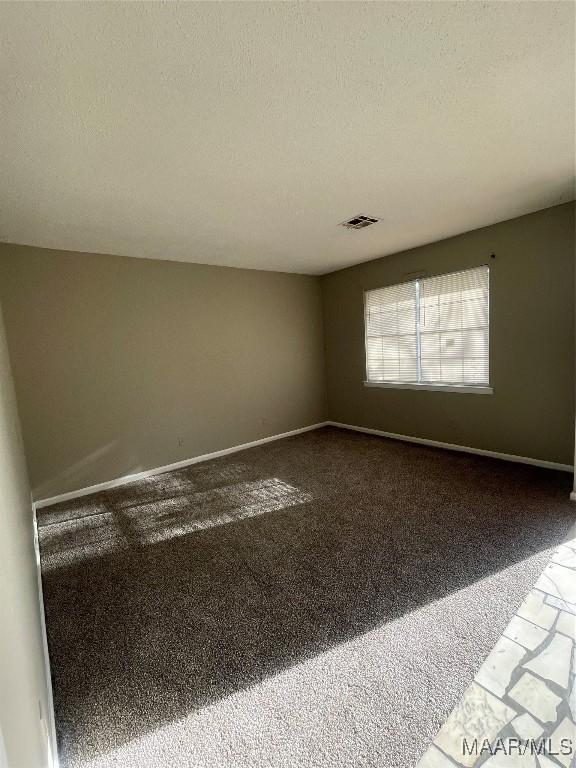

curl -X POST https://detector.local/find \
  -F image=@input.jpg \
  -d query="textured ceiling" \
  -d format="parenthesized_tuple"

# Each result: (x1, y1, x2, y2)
(0, 2, 574, 275)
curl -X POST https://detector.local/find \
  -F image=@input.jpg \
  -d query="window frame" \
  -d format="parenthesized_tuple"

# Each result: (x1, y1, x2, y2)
(363, 266, 493, 395)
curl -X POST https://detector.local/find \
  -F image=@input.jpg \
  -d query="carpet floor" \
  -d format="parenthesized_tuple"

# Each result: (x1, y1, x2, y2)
(37, 426, 576, 768)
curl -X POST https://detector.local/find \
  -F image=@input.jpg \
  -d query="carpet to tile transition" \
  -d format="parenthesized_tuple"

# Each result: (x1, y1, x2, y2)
(37, 427, 576, 768)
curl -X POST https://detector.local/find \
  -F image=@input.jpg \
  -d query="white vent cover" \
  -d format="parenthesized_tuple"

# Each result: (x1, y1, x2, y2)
(340, 214, 379, 230)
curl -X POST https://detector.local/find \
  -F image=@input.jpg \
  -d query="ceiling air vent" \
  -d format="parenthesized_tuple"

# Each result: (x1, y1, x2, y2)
(340, 214, 379, 230)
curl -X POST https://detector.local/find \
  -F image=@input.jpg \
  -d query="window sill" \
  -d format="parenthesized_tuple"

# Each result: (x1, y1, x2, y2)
(364, 381, 494, 395)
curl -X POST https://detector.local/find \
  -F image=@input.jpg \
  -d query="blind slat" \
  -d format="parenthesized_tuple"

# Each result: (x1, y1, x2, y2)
(365, 266, 489, 386)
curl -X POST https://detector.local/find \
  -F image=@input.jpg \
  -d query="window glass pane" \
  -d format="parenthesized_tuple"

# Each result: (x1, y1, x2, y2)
(419, 266, 489, 385)
(381, 337, 398, 358)
(441, 360, 464, 383)
(420, 360, 441, 381)
(420, 332, 440, 359)
(462, 297, 488, 328)
(365, 281, 418, 383)
(397, 306, 417, 334)
(376, 360, 399, 381)
(366, 337, 383, 359)
(365, 266, 489, 387)
(438, 300, 462, 331)
(463, 359, 488, 383)
(440, 330, 463, 359)
(399, 359, 417, 379)
(419, 299, 440, 331)
(398, 335, 417, 358)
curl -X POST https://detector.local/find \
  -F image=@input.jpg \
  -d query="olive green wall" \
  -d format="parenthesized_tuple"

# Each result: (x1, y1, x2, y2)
(321, 202, 575, 465)
(0, 303, 52, 768)
(0, 245, 326, 499)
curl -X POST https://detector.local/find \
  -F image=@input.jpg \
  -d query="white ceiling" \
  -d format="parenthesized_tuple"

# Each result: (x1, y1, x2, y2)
(0, 2, 574, 275)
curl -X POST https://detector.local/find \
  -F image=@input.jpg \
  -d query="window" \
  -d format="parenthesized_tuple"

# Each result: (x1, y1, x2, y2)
(364, 265, 490, 393)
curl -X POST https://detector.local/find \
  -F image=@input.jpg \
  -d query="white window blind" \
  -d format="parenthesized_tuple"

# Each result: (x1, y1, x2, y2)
(364, 266, 489, 387)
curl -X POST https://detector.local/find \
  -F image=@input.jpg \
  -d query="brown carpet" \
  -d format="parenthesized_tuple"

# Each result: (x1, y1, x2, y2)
(37, 426, 576, 768)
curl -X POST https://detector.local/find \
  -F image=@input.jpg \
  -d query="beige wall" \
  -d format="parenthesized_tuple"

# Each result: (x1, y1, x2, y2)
(0, 303, 52, 768)
(0, 245, 326, 499)
(322, 203, 575, 465)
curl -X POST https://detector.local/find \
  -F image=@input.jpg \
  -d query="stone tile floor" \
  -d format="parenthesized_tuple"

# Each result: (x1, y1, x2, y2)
(417, 539, 576, 768)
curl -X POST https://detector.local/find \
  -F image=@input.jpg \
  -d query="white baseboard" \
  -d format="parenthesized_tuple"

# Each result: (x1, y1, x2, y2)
(31, 502, 59, 768)
(327, 421, 574, 473)
(36, 419, 574, 509)
(35, 422, 329, 509)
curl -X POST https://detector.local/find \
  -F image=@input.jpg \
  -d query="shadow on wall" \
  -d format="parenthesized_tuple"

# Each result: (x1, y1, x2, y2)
(32, 441, 144, 502)
(36, 427, 576, 767)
